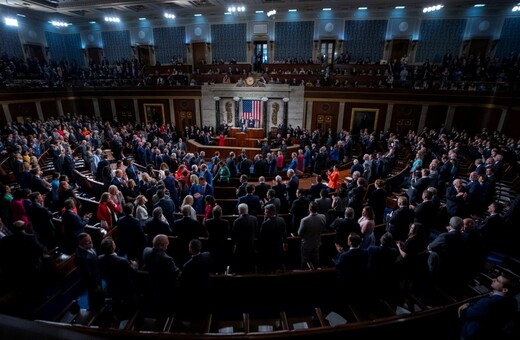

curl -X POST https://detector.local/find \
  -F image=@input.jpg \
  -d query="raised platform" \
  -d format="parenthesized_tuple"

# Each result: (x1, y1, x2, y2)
(187, 139, 298, 161)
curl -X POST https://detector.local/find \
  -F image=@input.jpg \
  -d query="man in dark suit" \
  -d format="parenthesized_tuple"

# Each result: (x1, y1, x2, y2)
(386, 196, 414, 242)
(254, 176, 271, 201)
(367, 179, 388, 225)
(125, 159, 139, 183)
(309, 175, 327, 200)
(407, 169, 430, 205)
(238, 154, 252, 177)
(329, 207, 361, 249)
(98, 237, 138, 319)
(298, 201, 327, 269)
(254, 155, 267, 177)
(258, 204, 288, 272)
(172, 205, 203, 265)
(413, 190, 436, 233)
(236, 184, 262, 216)
(428, 216, 465, 286)
(226, 152, 238, 178)
(236, 174, 249, 198)
(27, 192, 55, 250)
(75, 233, 105, 311)
(142, 234, 180, 315)
(61, 198, 92, 255)
(117, 203, 146, 262)
(96, 154, 110, 181)
(205, 205, 230, 273)
(335, 232, 369, 303)
(154, 189, 176, 227)
(477, 201, 505, 251)
(30, 168, 51, 195)
(446, 178, 467, 217)
(286, 169, 299, 205)
(145, 207, 172, 246)
(180, 239, 213, 315)
(290, 189, 310, 236)
(458, 273, 518, 339)
(231, 203, 258, 273)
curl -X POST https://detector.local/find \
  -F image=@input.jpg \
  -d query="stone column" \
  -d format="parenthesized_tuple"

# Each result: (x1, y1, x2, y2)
(233, 96, 240, 127)
(214, 96, 221, 132)
(282, 97, 289, 128)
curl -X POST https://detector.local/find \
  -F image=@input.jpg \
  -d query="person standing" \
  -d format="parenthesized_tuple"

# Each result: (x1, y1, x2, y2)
(142, 234, 179, 315)
(298, 201, 326, 269)
(75, 233, 105, 311)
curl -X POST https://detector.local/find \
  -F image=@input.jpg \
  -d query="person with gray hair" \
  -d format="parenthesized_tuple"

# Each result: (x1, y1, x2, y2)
(428, 216, 465, 286)
(142, 234, 179, 315)
(231, 203, 258, 273)
(144, 207, 172, 246)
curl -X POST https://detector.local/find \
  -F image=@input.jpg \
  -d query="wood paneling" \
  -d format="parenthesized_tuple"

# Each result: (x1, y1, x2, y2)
(114, 99, 136, 124)
(138, 99, 170, 125)
(173, 99, 196, 129)
(40, 100, 59, 119)
(502, 108, 520, 137)
(8, 102, 38, 123)
(452, 106, 501, 134)
(390, 104, 422, 134)
(342, 102, 387, 133)
(425, 105, 448, 130)
(311, 101, 339, 136)
(61, 98, 95, 117)
(98, 99, 113, 122)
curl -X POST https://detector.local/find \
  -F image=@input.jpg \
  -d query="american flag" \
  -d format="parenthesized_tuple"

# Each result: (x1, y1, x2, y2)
(242, 100, 262, 127)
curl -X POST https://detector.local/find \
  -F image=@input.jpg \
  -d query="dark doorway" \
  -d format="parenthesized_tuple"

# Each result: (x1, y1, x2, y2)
(468, 38, 489, 59)
(390, 39, 410, 63)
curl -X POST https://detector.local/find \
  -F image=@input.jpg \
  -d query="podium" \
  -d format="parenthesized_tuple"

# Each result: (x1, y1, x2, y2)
(228, 128, 265, 139)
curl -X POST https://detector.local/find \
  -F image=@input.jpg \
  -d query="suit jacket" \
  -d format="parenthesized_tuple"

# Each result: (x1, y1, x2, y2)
(232, 214, 258, 256)
(98, 253, 137, 304)
(386, 207, 414, 242)
(28, 203, 55, 249)
(290, 196, 310, 233)
(205, 217, 230, 254)
(254, 183, 271, 201)
(181, 252, 212, 294)
(335, 247, 368, 287)
(286, 176, 299, 203)
(117, 215, 146, 260)
(75, 247, 102, 291)
(145, 218, 172, 244)
(142, 247, 179, 297)
(309, 183, 327, 200)
(368, 188, 387, 224)
(460, 294, 518, 339)
(237, 194, 262, 216)
(408, 176, 430, 205)
(445, 185, 467, 216)
(61, 209, 88, 254)
(298, 213, 326, 249)
(236, 182, 248, 198)
(413, 199, 436, 229)
(154, 198, 176, 226)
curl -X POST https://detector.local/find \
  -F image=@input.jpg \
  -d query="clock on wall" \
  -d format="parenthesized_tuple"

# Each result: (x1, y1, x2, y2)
(245, 76, 255, 86)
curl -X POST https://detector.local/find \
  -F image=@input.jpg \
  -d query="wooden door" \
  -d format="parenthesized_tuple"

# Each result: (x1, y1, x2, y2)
(136, 45, 154, 66)
(24, 44, 46, 65)
(316, 114, 332, 137)
(87, 48, 103, 65)
(192, 42, 207, 65)
(468, 38, 489, 59)
(390, 39, 410, 62)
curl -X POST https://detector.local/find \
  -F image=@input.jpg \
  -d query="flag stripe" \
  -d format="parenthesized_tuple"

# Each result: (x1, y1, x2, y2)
(242, 100, 262, 127)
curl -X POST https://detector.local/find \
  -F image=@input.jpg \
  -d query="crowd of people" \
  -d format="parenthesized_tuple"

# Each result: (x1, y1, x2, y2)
(0, 114, 518, 336)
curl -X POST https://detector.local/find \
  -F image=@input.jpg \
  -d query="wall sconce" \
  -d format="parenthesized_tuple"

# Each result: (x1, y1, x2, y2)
(282, 97, 290, 102)
(261, 97, 268, 102)
(213, 96, 220, 101)
(233, 96, 240, 102)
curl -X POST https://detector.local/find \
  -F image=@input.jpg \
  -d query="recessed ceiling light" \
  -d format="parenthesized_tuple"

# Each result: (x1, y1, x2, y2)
(256, 10, 264, 14)
(16, 14, 26, 17)
(194, 13, 202, 17)
(474, 4, 485, 7)
(322, 8, 332, 11)
(395, 6, 406, 9)
(89, 21, 96, 24)
(358, 7, 368, 10)
(288, 9, 297, 12)
(139, 17, 146, 21)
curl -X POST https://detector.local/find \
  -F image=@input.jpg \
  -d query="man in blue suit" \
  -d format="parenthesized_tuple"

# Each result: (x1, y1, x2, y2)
(458, 273, 518, 339)
(236, 184, 262, 216)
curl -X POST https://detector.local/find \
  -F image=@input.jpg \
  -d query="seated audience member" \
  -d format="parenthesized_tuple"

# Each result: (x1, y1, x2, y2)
(458, 273, 518, 340)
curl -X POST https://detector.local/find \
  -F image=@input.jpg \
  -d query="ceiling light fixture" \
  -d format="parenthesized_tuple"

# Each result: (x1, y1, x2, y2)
(267, 9, 276, 17)
(228, 6, 245, 13)
(358, 7, 368, 10)
(104, 16, 120, 23)
(395, 6, 406, 9)
(164, 12, 175, 19)
(50, 20, 69, 27)
(423, 5, 444, 13)
(4, 18, 18, 27)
